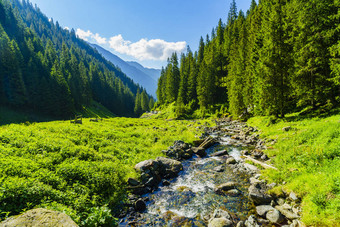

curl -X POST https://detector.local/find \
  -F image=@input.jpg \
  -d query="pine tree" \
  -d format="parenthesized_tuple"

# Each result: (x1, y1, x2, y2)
(134, 89, 142, 115)
(290, 0, 337, 109)
(255, 0, 291, 117)
(165, 53, 180, 103)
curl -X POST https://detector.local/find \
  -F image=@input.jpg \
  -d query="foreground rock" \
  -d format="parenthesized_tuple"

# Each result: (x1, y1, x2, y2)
(0, 208, 78, 227)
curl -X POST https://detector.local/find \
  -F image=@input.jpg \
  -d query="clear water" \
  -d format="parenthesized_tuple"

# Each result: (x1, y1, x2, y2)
(120, 137, 252, 226)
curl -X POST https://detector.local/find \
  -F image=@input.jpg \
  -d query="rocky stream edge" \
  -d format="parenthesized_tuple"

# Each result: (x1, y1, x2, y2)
(122, 118, 305, 227)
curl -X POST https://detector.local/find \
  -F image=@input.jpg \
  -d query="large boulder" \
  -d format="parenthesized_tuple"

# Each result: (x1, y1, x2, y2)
(0, 208, 78, 227)
(156, 157, 183, 178)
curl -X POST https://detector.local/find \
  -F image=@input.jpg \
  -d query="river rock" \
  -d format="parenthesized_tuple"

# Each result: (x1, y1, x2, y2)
(128, 178, 140, 186)
(211, 150, 228, 157)
(214, 182, 238, 193)
(0, 208, 78, 227)
(225, 189, 241, 196)
(245, 215, 260, 227)
(248, 184, 273, 205)
(156, 157, 183, 178)
(208, 218, 233, 227)
(213, 165, 225, 172)
(256, 205, 275, 217)
(275, 204, 300, 220)
(289, 191, 299, 201)
(236, 221, 245, 227)
(135, 199, 146, 212)
(210, 209, 231, 220)
(162, 179, 170, 186)
(266, 209, 284, 224)
(135, 159, 159, 172)
(192, 147, 207, 157)
(244, 163, 258, 173)
(226, 157, 236, 164)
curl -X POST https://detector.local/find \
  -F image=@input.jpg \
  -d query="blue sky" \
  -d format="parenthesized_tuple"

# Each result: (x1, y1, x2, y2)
(28, 0, 253, 69)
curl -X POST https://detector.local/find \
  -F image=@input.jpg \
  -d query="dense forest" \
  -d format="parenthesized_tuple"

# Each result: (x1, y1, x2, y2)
(157, 0, 339, 118)
(0, 0, 154, 118)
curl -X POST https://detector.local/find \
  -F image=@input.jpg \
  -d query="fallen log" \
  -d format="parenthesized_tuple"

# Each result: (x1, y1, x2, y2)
(243, 155, 278, 170)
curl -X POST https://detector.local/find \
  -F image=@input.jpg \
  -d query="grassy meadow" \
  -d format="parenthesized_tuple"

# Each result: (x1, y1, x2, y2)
(248, 112, 340, 226)
(0, 117, 211, 225)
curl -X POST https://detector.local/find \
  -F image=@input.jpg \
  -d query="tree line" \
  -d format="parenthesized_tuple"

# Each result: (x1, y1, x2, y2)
(0, 0, 154, 118)
(156, 0, 339, 118)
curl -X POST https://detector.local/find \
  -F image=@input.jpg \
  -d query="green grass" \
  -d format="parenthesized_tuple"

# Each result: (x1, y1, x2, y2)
(248, 113, 340, 226)
(78, 101, 116, 118)
(0, 117, 212, 225)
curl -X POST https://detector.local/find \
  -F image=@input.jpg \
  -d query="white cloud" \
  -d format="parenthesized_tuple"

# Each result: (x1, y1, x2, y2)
(93, 33, 107, 45)
(76, 28, 107, 44)
(76, 28, 186, 61)
(109, 35, 186, 61)
(64, 27, 70, 31)
(76, 29, 93, 41)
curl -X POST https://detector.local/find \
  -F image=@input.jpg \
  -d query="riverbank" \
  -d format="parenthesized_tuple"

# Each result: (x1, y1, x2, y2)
(247, 114, 340, 226)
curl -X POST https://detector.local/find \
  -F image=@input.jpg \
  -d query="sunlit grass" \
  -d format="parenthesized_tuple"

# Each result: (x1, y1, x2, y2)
(248, 113, 340, 226)
(0, 117, 211, 225)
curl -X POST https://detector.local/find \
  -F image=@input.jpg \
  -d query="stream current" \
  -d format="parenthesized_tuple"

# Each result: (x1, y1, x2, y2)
(121, 136, 253, 226)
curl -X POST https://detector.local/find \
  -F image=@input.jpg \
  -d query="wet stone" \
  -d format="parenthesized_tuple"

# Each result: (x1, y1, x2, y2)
(213, 165, 225, 172)
(214, 182, 238, 193)
(226, 157, 236, 164)
(256, 205, 274, 217)
(266, 209, 284, 224)
(128, 178, 140, 186)
(211, 149, 229, 157)
(225, 189, 241, 196)
(135, 199, 146, 212)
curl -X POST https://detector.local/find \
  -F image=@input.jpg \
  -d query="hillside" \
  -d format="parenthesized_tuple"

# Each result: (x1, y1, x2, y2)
(0, 0, 154, 118)
(90, 44, 158, 98)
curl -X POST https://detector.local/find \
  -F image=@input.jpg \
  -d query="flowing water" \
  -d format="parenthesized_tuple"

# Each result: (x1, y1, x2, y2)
(121, 136, 253, 226)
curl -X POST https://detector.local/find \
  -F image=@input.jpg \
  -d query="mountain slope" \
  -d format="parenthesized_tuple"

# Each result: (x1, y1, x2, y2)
(127, 61, 161, 82)
(0, 0, 154, 118)
(90, 44, 158, 97)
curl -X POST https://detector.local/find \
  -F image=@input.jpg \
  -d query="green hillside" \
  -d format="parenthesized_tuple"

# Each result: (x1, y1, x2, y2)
(0, 117, 209, 225)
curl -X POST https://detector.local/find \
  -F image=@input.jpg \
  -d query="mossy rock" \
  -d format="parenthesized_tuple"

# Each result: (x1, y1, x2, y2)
(0, 208, 78, 227)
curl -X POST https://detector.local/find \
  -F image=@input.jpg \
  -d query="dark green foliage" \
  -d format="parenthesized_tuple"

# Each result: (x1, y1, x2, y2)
(156, 0, 339, 118)
(0, 0, 152, 118)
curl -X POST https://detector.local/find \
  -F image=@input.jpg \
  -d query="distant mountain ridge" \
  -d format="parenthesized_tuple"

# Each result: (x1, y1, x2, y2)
(90, 44, 160, 98)
(126, 61, 161, 82)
